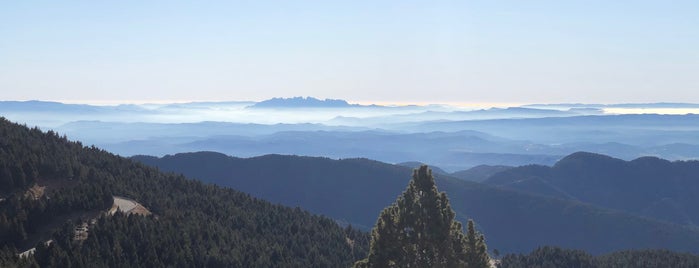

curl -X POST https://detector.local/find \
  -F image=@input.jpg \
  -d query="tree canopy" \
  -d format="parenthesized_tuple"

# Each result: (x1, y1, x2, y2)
(499, 246, 699, 268)
(355, 165, 489, 268)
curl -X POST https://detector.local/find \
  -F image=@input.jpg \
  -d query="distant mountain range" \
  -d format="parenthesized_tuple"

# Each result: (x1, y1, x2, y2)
(3, 100, 699, 171)
(51, 116, 699, 172)
(133, 151, 699, 254)
(0, 100, 105, 112)
(248, 97, 358, 108)
(524, 102, 699, 109)
(98, 129, 561, 171)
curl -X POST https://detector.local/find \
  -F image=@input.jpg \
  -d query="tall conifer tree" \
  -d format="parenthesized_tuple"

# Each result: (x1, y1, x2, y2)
(355, 165, 490, 268)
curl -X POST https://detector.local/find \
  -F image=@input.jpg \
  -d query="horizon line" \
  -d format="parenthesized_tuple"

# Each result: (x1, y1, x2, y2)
(2, 98, 699, 109)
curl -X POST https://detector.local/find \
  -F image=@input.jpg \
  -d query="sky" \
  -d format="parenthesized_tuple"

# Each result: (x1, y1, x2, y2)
(1, 0, 698, 105)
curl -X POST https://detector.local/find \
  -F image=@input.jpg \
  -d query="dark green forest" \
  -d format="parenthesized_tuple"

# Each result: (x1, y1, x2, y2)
(485, 151, 699, 226)
(499, 246, 699, 268)
(0, 117, 368, 267)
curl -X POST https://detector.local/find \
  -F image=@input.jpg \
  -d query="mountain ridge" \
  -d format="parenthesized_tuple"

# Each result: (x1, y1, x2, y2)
(248, 97, 359, 108)
(485, 152, 699, 226)
(133, 151, 699, 254)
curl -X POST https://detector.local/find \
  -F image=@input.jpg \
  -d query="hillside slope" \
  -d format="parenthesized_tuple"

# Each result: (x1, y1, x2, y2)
(134, 151, 699, 254)
(484, 152, 699, 226)
(0, 118, 367, 267)
(451, 165, 512, 182)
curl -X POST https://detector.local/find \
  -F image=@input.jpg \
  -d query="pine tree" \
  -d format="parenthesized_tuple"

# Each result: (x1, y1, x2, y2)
(355, 165, 490, 268)
(466, 220, 489, 268)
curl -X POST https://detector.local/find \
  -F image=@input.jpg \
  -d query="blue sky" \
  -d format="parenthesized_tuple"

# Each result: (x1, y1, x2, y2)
(1, 1, 697, 104)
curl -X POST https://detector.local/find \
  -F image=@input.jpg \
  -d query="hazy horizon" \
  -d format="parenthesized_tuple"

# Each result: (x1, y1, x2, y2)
(0, 97, 526, 108)
(5, 97, 699, 108)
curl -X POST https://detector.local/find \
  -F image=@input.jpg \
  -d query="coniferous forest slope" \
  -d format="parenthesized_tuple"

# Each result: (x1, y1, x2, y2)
(484, 152, 699, 226)
(0, 118, 368, 267)
(500, 246, 699, 268)
(134, 151, 699, 255)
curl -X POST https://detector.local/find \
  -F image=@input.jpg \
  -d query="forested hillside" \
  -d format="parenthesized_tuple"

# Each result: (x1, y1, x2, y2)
(0, 118, 368, 267)
(499, 246, 699, 268)
(485, 152, 699, 226)
(134, 151, 699, 254)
